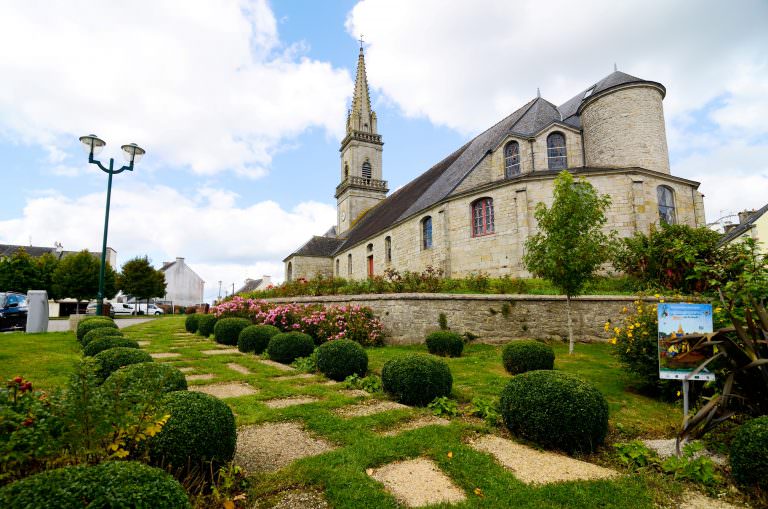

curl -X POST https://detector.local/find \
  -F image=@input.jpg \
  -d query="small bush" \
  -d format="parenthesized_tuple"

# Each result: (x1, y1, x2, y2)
(502, 340, 555, 374)
(92, 347, 153, 381)
(149, 391, 236, 473)
(500, 370, 609, 453)
(238, 324, 280, 354)
(76, 318, 117, 343)
(316, 339, 368, 381)
(185, 313, 201, 333)
(381, 354, 453, 406)
(104, 362, 188, 394)
(730, 416, 768, 488)
(196, 314, 218, 337)
(214, 317, 252, 346)
(81, 326, 124, 346)
(425, 331, 464, 357)
(83, 336, 139, 357)
(0, 461, 190, 508)
(266, 332, 315, 364)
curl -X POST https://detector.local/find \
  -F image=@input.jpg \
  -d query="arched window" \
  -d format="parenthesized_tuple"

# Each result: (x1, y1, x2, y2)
(657, 185, 676, 225)
(347, 253, 352, 276)
(344, 163, 349, 180)
(286, 262, 293, 282)
(335, 258, 340, 276)
(504, 141, 520, 177)
(362, 160, 372, 180)
(472, 198, 495, 236)
(422, 216, 433, 249)
(367, 243, 373, 253)
(547, 132, 567, 170)
(385, 236, 392, 263)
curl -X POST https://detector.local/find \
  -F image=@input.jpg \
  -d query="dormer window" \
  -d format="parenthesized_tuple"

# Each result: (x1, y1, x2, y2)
(547, 132, 567, 170)
(504, 141, 520, 178)
(362, 161, 372, 179)
(583, 86, 595, 98)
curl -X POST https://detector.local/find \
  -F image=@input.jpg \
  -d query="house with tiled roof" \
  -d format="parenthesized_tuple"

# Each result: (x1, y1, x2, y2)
(284, 48, 706, 281)
(719, 205, 768, 253)
(158, 257, 204, 306)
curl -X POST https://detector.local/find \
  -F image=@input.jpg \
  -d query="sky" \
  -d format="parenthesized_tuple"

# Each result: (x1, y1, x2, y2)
(0, 0, 766, 303)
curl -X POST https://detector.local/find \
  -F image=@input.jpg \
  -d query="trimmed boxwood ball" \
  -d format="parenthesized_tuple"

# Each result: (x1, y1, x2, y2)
(425, 331, 464, 357)
(730, 415, 768, 487)
(381, 354, 453, 406)
(93, 347, 153, 381)
(316, 339, 368, 381)
(238, 324, 280, 354)
(502, 340, 555, 375)
(83, 336, 140, 357)
(149, 391, 236, 473)
(185, 313, 201, 333)
(82, 326, 124, 346)
(266, 332, 315, 364)
(76, 317, 117, 343)
(196, 314, 218, 337)
(500, 370, 608, 453)
(0, 461, 190, 509)
(214, 317, 252, 346)
(104, 362, 188, 394)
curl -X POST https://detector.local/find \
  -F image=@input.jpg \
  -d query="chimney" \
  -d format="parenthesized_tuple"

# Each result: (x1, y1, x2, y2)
(724, 223, 738, 233)
(738, 210, 756, 224)
(176, 257, 184, 264)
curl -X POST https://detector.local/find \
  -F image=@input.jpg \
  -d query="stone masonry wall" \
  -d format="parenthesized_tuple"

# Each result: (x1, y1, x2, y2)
(265, 293, 656, 345)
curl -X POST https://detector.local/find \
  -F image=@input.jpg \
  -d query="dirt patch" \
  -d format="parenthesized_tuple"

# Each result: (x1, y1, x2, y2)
(259, 359, 296, 372)
(235, 422, 335, 473)
(368, 458, 466, 507)
(200, 348, 241, 355)
(643, 439, 727, 465)
(470, 435, 618, 484)
(190, 382, 258, 398)
(178, 367, 195, 373)
(339, 389, 370, 398)
(264, 397, 319, 409)
(679, 491, 743, 509)
(267, 490, 330, 509)
(227, 363, 251, 375)
(336, 401, 409, 418)
(273, 373, 316, 381)
(137, 341, 150, 347)
(380, 416, 450, 437)
(186, 374, 215, 382)
(150, 352, 181, 359)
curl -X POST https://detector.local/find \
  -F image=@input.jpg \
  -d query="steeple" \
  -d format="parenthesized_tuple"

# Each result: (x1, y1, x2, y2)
(347, 45, 377, 135)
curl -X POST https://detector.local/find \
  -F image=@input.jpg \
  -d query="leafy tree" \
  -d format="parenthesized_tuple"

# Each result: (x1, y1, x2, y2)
(118, 257, 166, 314)
(0, 249, 38, 293)
(524, 171, 613, 354)
(52, 251, 117, 313)
(34, 252, 60, 299)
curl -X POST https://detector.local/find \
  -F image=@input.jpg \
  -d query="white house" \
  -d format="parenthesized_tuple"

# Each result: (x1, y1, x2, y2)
(159, 257, 205, 307)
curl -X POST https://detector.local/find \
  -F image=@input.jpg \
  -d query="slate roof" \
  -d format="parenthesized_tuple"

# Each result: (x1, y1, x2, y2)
(719, 203, 768, 246)
(284, 235, 346, 260)
(0, 244, 58, 258)
(236, 278, 263, 294)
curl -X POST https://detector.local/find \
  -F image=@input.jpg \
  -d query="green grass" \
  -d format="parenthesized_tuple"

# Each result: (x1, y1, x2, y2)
(1, 317, 690, 508)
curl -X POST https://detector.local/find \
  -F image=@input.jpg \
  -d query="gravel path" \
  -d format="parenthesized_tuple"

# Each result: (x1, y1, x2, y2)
(235, 422, 335, 473)
(46, 317, 153, 332)
(369, 458, 466, 507)
(189, 382, 258, 398)
(336, 401, 409, 418)
(380, 416, 450, 437)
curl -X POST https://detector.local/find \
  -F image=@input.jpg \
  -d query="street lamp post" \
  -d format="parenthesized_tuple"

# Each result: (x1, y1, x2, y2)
(79, 134, 145, 316)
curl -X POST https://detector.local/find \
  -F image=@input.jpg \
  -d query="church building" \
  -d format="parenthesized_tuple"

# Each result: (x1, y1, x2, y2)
(284, 48, 706, 281)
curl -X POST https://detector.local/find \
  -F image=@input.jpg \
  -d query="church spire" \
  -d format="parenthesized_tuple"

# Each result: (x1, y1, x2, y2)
(348, 44, 377, 135)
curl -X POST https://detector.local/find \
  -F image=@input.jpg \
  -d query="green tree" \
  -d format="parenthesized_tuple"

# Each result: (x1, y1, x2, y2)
(118, 256, 166, 314)
(34, 252, 60, 299)
(524, 171, 613, 354)
(52, 251, 117, 313)
(0, 248, 38, 293)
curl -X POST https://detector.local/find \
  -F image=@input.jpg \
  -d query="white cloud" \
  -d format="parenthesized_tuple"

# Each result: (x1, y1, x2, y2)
(0, 184, 336, 301)
(0, 0, 352, 177)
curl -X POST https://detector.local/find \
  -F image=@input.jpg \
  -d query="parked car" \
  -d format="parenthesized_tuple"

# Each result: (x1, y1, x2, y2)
(111, 303, 135, 316)
(0, 292, 28, 331)
(85, 302, 116, 318)
(137, 303, 164, 316)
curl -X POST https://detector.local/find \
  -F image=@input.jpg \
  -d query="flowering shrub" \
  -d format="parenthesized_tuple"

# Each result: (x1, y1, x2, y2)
(609, 299, 664, 394)
(212, 297, 384, 346)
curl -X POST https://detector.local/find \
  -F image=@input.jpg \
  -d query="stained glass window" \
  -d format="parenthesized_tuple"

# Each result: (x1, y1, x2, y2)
(547, 132, 567, 170)
(472, 198, 495, 236)
(422, 217, 433, 249)
(504, 141, 520, 177)
(657, 185, 676, 225)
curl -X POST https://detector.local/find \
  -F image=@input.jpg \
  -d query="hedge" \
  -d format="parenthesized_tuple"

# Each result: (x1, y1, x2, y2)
(238, 324, 280, 354)
(501, 340, 555, 375)
(104, 362, 188, 395)
(730, 415, 768, 488)
(381, 354, 453, 406)
(266, 332, 315, 364)
(316, 339, 368, 381)
(76, 318, 117, 344)
(92, 347, 153, 381)
(425, 331, 464, 357)
(81, 326, 124, 347)
(214, 317, 252, 346)
(83, 336, 140, 357)
(196, 314, 218, 337)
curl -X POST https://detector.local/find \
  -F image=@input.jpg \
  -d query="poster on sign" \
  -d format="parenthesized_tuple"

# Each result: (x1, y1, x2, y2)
(657, 303, 715, 381)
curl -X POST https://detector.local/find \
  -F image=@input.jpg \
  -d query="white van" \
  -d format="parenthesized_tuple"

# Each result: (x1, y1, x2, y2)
(134, 303, 164, 315)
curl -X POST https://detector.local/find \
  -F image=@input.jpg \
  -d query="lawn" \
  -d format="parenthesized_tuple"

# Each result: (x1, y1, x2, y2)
(1, 317, 689, 508)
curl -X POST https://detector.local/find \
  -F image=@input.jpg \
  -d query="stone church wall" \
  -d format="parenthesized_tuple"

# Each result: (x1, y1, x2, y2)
(287, 255, 334, 281)
(265, 293, 659, 345)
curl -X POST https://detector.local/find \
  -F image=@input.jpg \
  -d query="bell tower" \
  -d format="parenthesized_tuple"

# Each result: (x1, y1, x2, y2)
(335, 43, 387, 235)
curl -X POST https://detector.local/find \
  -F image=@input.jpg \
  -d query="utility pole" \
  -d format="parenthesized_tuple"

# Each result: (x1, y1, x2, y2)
(218, 280, 222, 300)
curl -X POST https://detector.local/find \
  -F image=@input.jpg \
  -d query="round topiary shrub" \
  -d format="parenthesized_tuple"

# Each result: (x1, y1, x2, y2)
(93, 347, 153, 381)
(425, 331, 464, 357)
(266, 332, 315, 364)
(214, 317, 252, 346)
(238, 324, 280, 354)
(381, 354, 453, 406)
(730, 415, 768, 488)
(500, 370, 608, 453)
(502, 340, 555, 375)
(185, 313, 201, 333)
(196, 314, 218, 337)
(316, 339, 368, 381)
(83, 336, 140, 357)
(82, 326, 124, 346)
(0, 461, 190, 509)
(76, 318, 117, 343)
(149, 391, 236, 473)
(104, 362, 188, 395)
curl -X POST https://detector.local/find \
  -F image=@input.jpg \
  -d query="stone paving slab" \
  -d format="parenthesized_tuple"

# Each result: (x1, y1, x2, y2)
(137, 341, 150, 347)
(186, 374, 215, 382)
(264, 397, 319, 409)
(189, 382, 258, 398)
(150, 352, 181, 359)
(259, 359, 296, 371)
(178, 367, 195, 373)
(273, 373, 317, 381)
(339, 389, 370, 398)
(235, 422, 335, 473)
(200, 348, 241, 355)
(470, 435, 618, 484)
(368, 458, 466, 507)
(227, 363, 252, 375)
(336, 401, 409, 418)
(380, 416, 450, 437)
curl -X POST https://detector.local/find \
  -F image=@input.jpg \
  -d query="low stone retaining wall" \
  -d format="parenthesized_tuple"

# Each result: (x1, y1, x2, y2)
(265, 293, 658, 345)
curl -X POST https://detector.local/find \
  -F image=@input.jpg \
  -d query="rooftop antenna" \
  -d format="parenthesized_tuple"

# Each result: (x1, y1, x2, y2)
(614, 63, 618, 72)
(536, 87, 541, 98)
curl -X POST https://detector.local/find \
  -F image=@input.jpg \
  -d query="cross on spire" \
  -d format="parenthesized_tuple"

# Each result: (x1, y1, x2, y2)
(359, 34, 364, 49)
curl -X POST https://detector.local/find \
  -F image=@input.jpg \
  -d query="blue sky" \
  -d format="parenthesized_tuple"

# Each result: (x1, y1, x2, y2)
(0, 0, 766, 302)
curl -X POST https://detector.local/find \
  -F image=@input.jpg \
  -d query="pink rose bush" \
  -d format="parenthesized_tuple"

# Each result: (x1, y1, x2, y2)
(211, 297, 384, 346)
